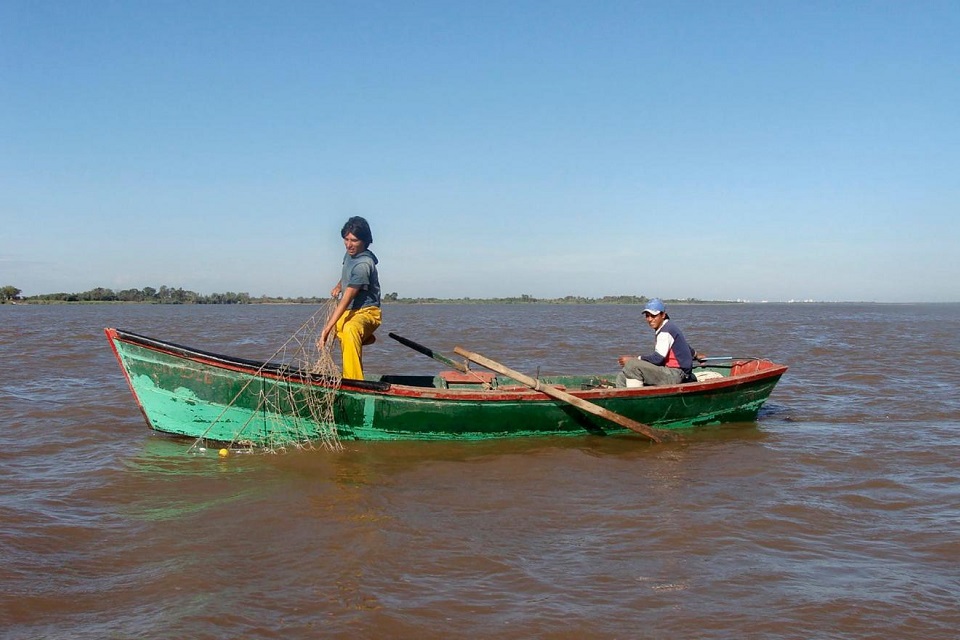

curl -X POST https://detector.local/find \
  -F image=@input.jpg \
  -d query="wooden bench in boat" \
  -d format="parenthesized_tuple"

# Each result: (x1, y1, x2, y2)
(438, 370, 497, 389)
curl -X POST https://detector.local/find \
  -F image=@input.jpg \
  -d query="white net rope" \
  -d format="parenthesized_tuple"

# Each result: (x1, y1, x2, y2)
(188, 300, 344, 454)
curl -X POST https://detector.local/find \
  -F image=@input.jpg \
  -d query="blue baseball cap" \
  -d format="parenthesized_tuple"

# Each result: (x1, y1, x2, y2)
(643, 298, 666, 315)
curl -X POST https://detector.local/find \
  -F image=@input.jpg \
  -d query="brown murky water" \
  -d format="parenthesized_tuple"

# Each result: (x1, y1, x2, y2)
(2, 302, 958, 638)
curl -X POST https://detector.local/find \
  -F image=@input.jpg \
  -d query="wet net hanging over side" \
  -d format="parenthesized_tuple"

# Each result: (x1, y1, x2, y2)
(189, 300, 345, 453)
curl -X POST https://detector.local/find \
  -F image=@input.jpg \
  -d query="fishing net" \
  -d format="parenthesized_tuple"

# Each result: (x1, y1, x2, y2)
(188, 300, 344, 454)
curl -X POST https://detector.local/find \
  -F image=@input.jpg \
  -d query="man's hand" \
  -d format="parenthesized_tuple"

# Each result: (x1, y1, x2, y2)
(318, 326, 332, 349)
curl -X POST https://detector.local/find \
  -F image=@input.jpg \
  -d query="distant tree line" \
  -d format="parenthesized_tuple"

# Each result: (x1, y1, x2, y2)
(389, 294, 654, 304)
(1, 285, 22, 302)
(381, 294, 714, 304)
(11, 285, 268, 304)
(3, 284, 719, 305)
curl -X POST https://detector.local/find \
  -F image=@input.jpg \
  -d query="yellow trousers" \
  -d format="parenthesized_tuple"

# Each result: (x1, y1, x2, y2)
(336, 305, 381, 380)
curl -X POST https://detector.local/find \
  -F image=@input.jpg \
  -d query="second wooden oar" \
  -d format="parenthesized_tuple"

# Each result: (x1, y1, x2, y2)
(388, 332, 469, 373)
(453, 346, 669, 443)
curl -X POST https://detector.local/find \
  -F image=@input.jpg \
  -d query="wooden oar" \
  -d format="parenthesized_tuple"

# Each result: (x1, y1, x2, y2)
(388, 332, 470, 373)
(453, 346, 669, 443)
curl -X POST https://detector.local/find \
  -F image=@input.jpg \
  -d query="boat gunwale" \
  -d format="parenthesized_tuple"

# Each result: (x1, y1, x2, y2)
(106, 328, 787, 406)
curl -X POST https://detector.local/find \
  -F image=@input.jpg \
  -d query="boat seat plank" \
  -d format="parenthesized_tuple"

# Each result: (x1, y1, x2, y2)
(497, 384, 567, 392)
(439, 370, 497, 388)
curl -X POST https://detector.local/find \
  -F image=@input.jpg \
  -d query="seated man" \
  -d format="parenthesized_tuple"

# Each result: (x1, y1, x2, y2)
(616, 298, 703, 387)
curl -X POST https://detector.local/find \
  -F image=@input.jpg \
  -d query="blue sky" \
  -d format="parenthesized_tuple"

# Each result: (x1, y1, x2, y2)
(3, 1, 958, 302)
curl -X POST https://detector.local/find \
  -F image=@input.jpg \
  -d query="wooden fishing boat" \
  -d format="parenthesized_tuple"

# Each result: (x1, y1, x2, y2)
(105, 327, 787, 446)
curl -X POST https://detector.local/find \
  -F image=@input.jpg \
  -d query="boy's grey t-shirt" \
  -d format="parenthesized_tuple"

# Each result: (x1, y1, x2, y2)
(340, 250, 380, 310)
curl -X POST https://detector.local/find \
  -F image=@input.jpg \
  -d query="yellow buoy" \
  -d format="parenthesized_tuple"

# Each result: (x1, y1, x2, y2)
(218, 448, 229, 457)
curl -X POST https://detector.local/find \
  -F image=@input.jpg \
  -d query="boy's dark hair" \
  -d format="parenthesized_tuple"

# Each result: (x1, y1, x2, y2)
(341, 216, 373, 246)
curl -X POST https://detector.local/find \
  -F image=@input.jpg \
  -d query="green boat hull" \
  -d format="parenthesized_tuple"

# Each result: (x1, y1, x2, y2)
(106, 328, 787, 445)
